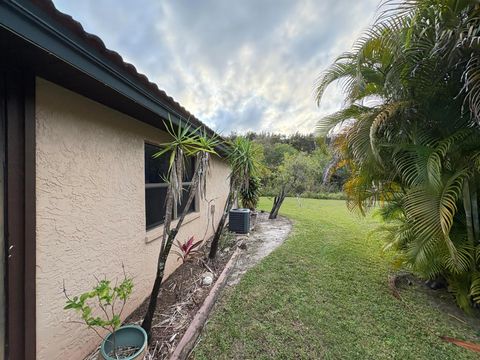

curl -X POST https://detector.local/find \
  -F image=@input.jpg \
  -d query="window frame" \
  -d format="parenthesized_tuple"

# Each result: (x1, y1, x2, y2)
(144, 141, 198, 231)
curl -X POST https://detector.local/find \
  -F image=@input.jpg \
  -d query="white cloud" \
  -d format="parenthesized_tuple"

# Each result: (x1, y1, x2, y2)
(53, 0, 379, 135)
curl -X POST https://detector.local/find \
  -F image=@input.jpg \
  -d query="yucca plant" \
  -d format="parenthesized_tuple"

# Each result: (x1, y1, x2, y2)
(240, 176, 260, 210)
(141, 117, 219, 336)
(208, 137, 260, 259)
(316, 0, 480, 310)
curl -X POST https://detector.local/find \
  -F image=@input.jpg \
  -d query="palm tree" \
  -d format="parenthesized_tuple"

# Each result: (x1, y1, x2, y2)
(209, 137, 259, 259)
(316, 0, 480, 309)
(142, 119, 218, 336)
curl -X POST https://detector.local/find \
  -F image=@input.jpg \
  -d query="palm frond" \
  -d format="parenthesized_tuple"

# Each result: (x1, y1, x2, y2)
(316, 105, 371, 136)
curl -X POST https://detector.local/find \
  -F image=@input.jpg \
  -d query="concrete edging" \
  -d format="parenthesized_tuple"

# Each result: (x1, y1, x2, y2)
(169, 248, 241, 360)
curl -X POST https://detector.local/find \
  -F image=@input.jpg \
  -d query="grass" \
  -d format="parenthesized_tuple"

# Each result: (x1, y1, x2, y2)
(193, 198, 480, 360)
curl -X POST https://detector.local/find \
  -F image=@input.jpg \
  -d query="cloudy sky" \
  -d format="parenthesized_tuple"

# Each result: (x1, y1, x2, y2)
(53, 0, 379, 135)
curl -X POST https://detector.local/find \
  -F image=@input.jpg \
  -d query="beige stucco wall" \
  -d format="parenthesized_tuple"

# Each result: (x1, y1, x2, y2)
(35, 78, 230, 360)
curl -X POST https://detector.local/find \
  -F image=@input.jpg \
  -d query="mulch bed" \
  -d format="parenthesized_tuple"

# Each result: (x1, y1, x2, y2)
(124, 243, 235, 359)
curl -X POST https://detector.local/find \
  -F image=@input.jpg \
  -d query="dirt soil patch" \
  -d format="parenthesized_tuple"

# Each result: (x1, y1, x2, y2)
(227, 211, 292, 287)
(84, 212, 292, 360)
(123, 243, 234, 360)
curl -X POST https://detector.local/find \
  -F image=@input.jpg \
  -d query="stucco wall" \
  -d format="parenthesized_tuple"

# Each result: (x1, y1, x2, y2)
(35, 78, 230, 360)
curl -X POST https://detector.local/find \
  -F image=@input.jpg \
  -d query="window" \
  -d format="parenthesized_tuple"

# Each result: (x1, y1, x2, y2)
(145, 143, 196, 230)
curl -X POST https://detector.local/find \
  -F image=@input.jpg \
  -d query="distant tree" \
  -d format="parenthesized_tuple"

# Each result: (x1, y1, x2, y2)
(287, 132, 317, 153)
(269, 152, 312, 219)
(284, 153, 313, 195)
(245, 131, 257, 141)
(264, 143, 298, 169)
(309, 148, 331, 191)
(227, 131, 338, 198)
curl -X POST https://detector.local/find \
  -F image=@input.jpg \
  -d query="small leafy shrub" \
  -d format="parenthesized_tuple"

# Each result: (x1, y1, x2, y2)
(64, 272, 133, 357)
(173, 236, 203, 263)
(241, 176, 261, 210)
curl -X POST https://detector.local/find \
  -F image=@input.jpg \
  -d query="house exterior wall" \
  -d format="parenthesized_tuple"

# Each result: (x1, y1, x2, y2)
(35, 78, 230, 360)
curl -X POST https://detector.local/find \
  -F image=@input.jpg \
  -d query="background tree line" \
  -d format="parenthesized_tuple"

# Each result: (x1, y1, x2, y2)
(229, 132, 348, 202)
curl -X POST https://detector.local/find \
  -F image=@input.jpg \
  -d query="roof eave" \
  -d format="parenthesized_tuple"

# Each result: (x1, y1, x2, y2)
(0, 0, 228, 155)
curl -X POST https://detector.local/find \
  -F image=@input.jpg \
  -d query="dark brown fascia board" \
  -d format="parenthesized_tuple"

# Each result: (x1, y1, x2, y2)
(0, 0, 228, 156)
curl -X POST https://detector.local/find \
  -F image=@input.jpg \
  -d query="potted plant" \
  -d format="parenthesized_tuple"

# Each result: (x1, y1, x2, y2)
(64, 271, 147, 359)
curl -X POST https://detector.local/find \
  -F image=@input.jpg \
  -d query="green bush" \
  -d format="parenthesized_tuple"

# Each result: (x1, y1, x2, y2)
(261, 191, 346, 201)
(300, 191, 347, 200)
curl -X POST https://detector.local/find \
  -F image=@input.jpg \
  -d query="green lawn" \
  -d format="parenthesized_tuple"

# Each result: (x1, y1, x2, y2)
(193, 198, 480, 359)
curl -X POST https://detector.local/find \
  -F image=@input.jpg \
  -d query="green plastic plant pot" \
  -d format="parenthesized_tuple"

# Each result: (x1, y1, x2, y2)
(99, 325, 148, 360)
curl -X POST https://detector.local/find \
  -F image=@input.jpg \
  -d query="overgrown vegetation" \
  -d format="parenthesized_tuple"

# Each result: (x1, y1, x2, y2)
(244, 132, 345, 196)
(193, 198, 480, 359)
(317, 0, 480, 311)
(231, 132, 346, 217)
(233, 132, 346, 219)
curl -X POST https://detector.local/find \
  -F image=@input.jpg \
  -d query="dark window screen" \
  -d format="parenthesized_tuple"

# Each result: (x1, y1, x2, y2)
(145, 143, 170, 184)
(145, 187, 168, 229)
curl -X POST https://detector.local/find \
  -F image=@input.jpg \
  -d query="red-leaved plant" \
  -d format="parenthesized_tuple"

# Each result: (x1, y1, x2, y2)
(173, 236, 203, 263)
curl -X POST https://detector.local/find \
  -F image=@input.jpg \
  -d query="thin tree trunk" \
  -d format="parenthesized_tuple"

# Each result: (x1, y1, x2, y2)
(141, 186, 174, 337)
(273, 189, 286, 218)
(271, 195, 285, 219)
(140, 218, 177, 337)
(269, 196, 279, 219)
(463, 181, 475, 244)
(142, 153, 202, 337)
(470, 178, 480, 244)
(209, 191, 234, 259)
(269, 186, 286, 219)
(273, 193, 283, 218)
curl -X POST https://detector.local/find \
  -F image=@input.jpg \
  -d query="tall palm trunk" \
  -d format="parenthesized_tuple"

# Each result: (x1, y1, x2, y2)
(142, 153, 202, 337)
